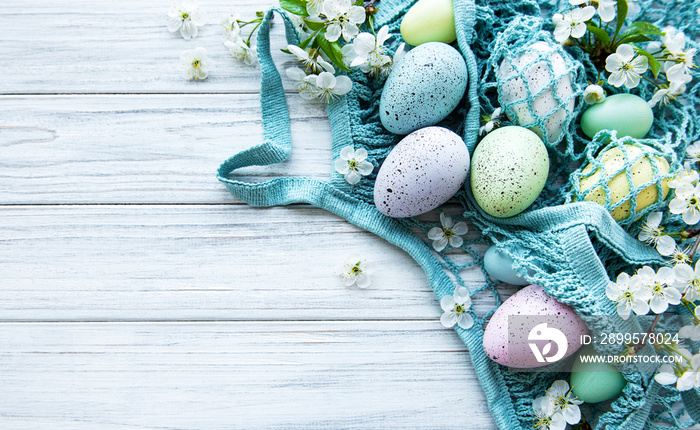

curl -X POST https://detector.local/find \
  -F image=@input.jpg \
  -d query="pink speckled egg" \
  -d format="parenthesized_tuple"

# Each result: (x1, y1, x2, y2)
(483, 285, 588, 368)
(374, 126, 469, 218)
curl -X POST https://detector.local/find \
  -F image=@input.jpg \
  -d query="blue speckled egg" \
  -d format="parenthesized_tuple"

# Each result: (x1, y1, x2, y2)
(380, 42, 467, 135)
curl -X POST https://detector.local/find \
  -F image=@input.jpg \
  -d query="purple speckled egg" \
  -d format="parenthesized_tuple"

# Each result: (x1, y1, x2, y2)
(374, 126, 469, 218)
(483, 285, 588, 368)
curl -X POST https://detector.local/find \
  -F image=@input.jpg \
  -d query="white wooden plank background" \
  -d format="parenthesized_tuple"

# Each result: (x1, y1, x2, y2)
(0, 0, 502, 428)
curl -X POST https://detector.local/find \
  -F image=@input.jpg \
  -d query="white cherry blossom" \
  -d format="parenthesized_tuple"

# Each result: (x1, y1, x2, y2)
(322, 0, 366, 42)
(334, 145, 373, 184)
(532, 396, 567, 430)
(552, 6, 596, 43)
(440, 287, 474, 329)
(225, 38, 257, 65)
(649, 80, 689, 107)
(638, 212, 676, 256)
(674, 261, 700, 301)
(570, 0, 616, 22)
(287, 45, 335, 74)
(286, 67, 319, 100)
(583, 84, 606, 105)
(167, 1, 207, 39)
(636, 266, 681, 314)
(305, 72, 352, 103)
(180, 47, 211, 80)
(546, 380, 583, 425)
(339, 258, 374, 288)
(606, 272, 651, 319)
(221, 13, 241, 41)
(685, 142, 700, 165)
(606, 44, 648, 89)
(669, 182, 700, 225)
(427, 213, 468, 252)
(347, 26, 393, 76)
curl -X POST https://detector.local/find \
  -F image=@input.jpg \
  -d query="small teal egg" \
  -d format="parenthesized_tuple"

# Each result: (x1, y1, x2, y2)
(483, 245, 533, 286)
(570, 344, 627, 403)
(470, 126, 549, 218)
(380, 42, 467, 135)
(581, 94, 653, 139)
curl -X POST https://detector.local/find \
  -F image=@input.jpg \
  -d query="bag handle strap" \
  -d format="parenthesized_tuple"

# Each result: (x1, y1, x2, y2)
(217, 7, 331, 207)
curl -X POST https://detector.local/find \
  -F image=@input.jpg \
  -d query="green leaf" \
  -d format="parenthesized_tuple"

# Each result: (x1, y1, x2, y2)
(615, 0, 628, 38)
(353, 0, 364, 5)
(279, 0, 308, 16)
(317, 33, 351, 72)
(303, 17, 325, 31)
(298, 29, 321, 50)
(623, 21, 663, 36)
(587, 23, 611, 47)
(618, 34, 654, 44)
(635, 48, 662, 78)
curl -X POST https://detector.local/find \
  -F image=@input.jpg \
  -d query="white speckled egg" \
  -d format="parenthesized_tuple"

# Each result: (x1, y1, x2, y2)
(380, 42, 467, 135)
(497, 41, 575, 143)
(483, 285, 588, 368)
(374, 126, 469, 217)
(470, 126, 549, 218)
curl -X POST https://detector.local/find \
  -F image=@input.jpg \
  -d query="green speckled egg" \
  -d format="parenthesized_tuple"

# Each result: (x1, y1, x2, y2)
(581, 94, 653, 139)
(470, 126, 549, 218)
(570, 344, 627, 403)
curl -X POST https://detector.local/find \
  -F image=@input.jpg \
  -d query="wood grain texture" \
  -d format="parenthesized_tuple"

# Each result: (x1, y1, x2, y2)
(0, 94, 331, 204)
(0, 204, 502, 321)
(0, 1, 502, 428)
(0, 321, 496, 429)
(0, 0, 296, 94)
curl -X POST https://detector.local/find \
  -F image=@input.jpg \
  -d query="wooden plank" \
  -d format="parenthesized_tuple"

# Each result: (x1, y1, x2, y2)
(0, 94, 332, 204)
(0, 321, 498, 429)
(0, 0, 298, 94)
(0, 204, 502, 322)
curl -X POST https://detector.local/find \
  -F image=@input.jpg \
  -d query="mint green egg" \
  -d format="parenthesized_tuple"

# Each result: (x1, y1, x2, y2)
(570, 344, 627, 403)
(581, 94, 653, 139)
(400, 0, 456, 46)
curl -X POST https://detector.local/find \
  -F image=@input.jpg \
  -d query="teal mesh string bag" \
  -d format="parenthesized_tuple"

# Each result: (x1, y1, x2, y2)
(217, 0, 700, 428)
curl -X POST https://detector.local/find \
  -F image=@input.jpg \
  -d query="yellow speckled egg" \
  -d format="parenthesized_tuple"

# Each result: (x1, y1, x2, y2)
(577, 143, 670, 221)
(470, 126, 549, 218)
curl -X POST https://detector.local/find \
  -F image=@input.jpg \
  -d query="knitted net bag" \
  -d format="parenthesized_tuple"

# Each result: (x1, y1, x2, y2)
(217, 0, 700, 428)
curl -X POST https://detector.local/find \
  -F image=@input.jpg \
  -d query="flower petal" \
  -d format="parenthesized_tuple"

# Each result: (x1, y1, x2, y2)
(457, 313, 474, 329)
(325, 24, 341, 42)
(657, 235, 677, 256)
(650, 295, 669, 314)
(355, 272, 371, 289)
(345, 170, 361, 185)
(334, 158, 350, 174)
(333, 76, 353, 95)
(427, 227, 444, 241)
(453, 287, 470, 304)
(433, 237, 448, 252)
(440, 311, 456, 328)
(440, 295, 456, 312)
(339, 146, 355, 161)
(449, 235, 464, 249)
(452, 222, 468, 235)
(357, 161, 373, 176)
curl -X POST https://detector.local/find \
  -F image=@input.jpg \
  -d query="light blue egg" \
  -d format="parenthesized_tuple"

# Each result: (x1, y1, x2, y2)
(483, 244, 535, 286)
(380, 42, 467, 135)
